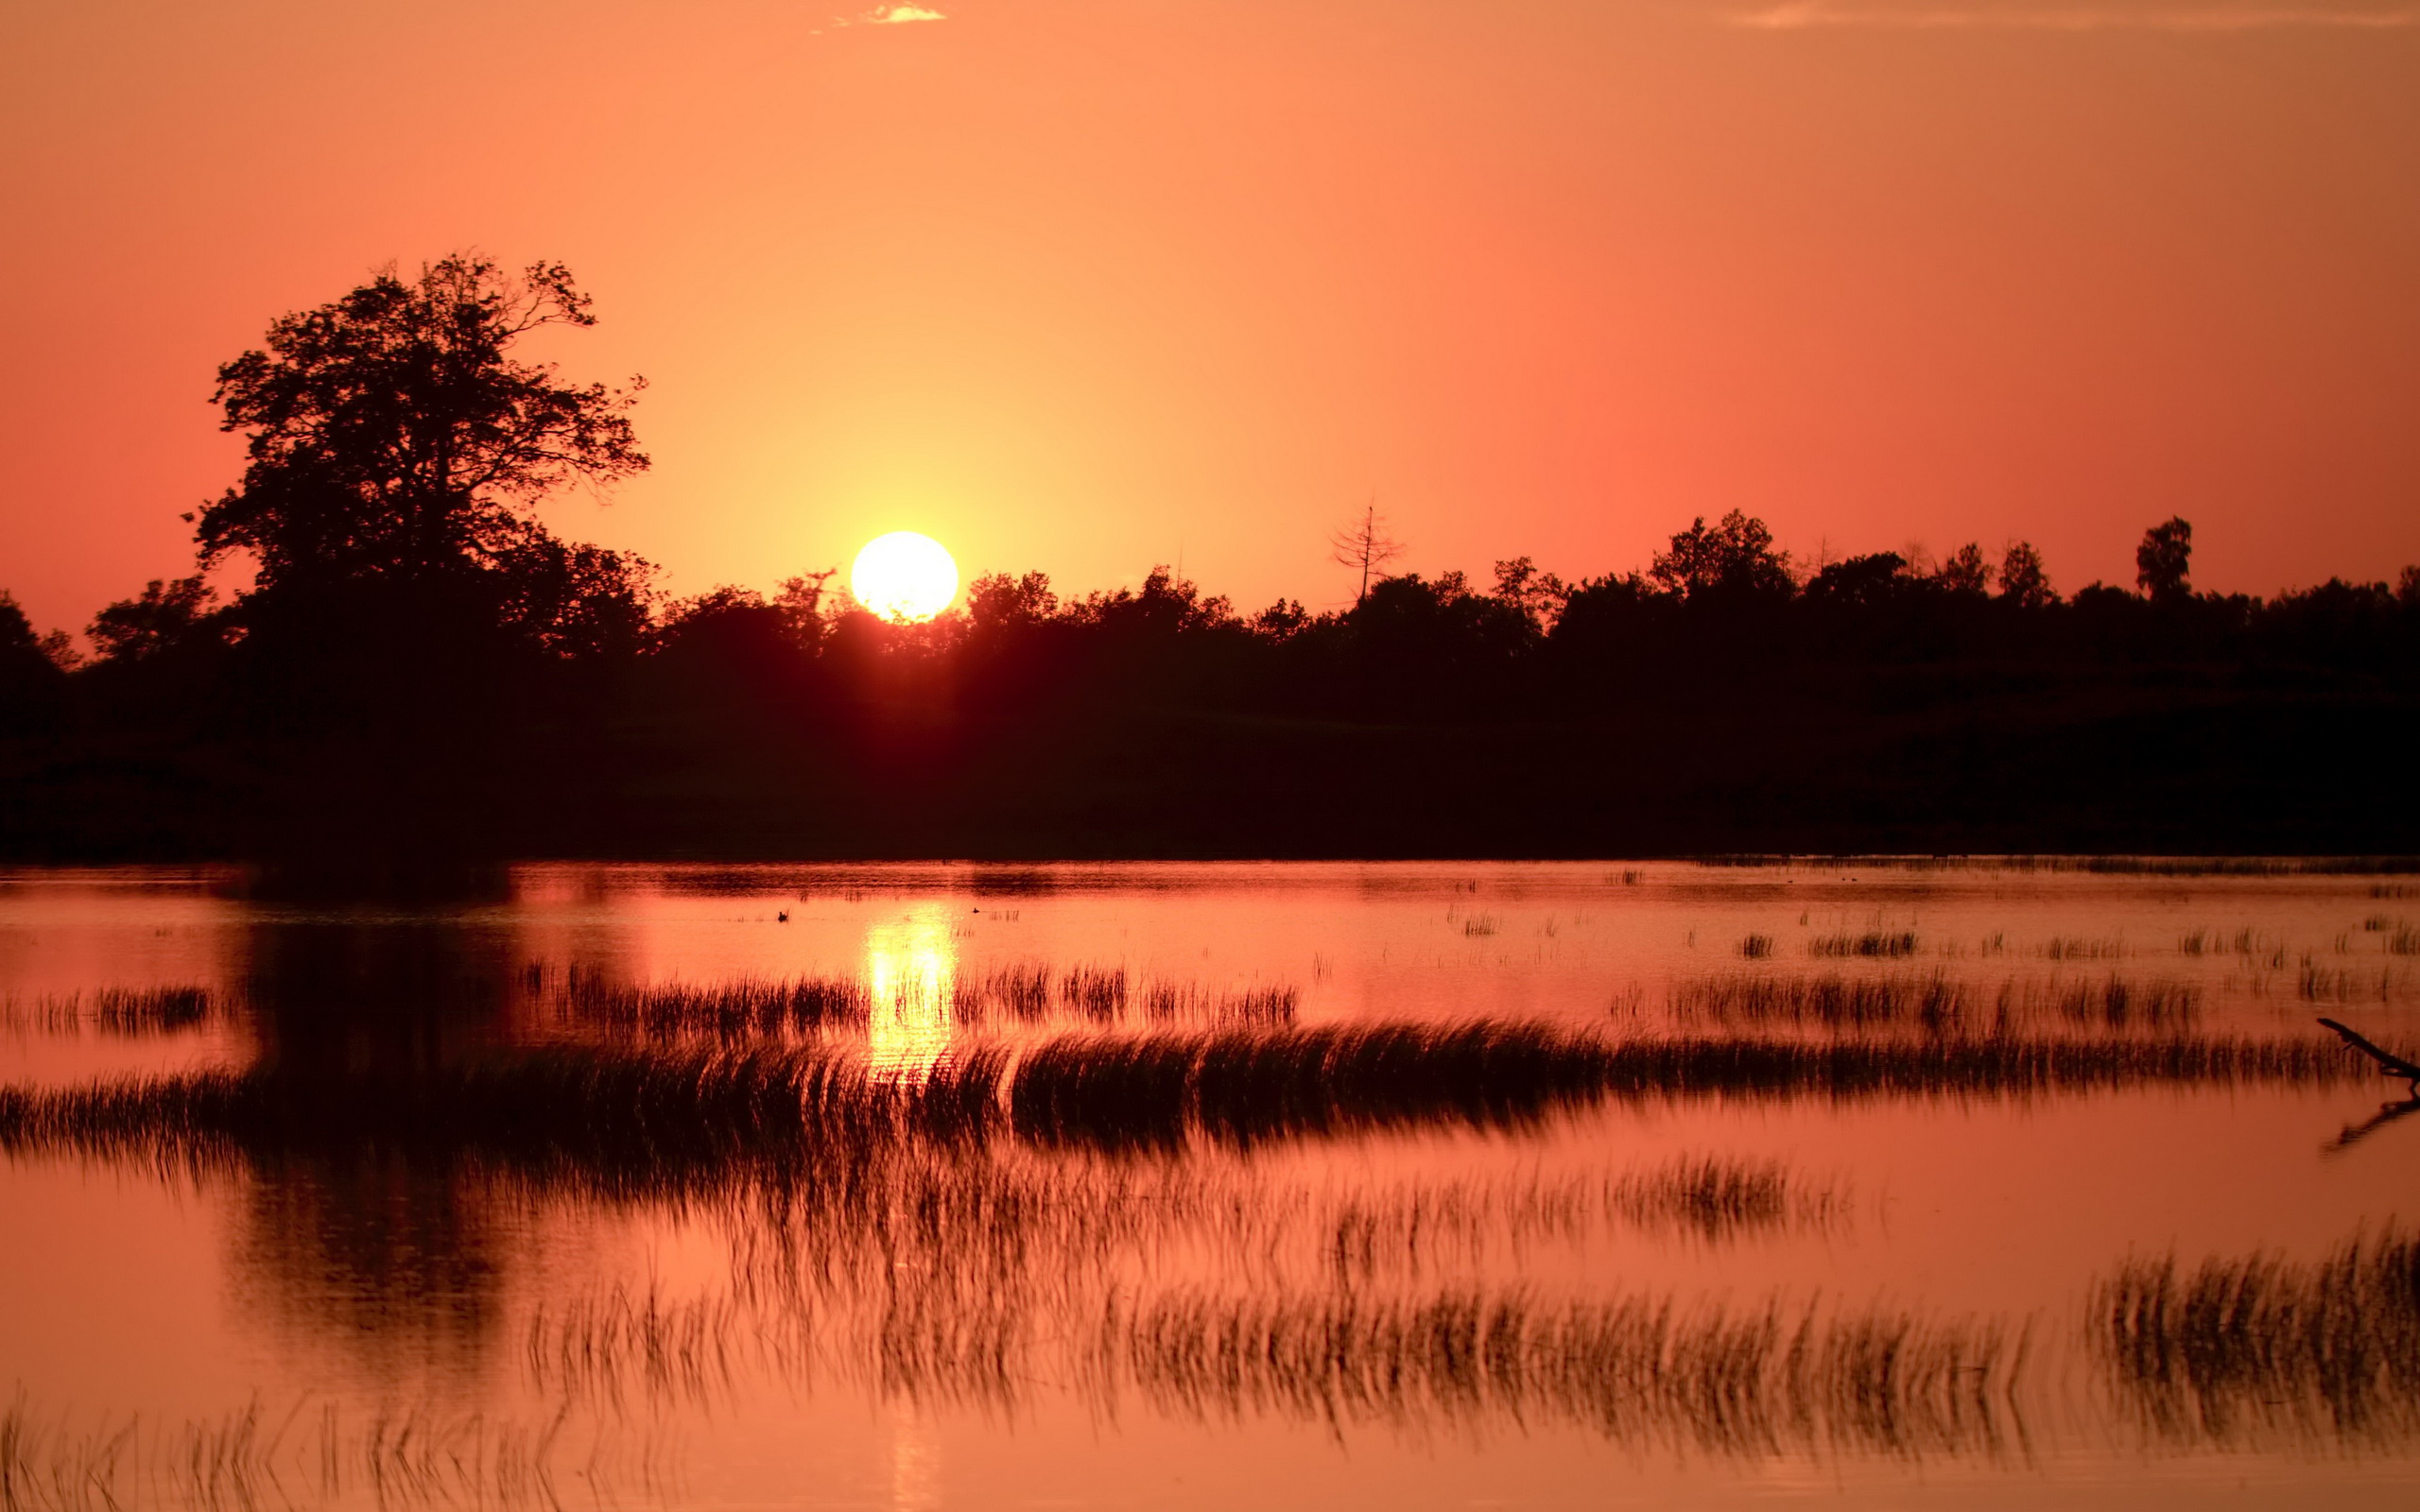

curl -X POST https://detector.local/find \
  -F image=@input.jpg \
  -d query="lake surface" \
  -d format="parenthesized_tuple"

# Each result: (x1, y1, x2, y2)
(3, 860, 2416, 1510)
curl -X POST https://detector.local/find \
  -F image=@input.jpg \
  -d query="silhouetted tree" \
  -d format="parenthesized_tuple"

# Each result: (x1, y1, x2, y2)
(1330, 504, 1405, 605)
(1067, 567, 1233, 636)
(1936, 542, 1991, 595)
(196, 254, 650, 647)
(1998, 541, 2054, 609)
(1251, 598, 1311, 640)
(2135, 517, 2193, 603)
(0, 592, 68, 730)
(1649, 511, 1793, 602)
(966, 571, 1061, 633)
(87, 576, 220, 663)
(1804, 553, 1910, 609)
(1491, 557, 1567, 634)
(773, 571, 839, 650)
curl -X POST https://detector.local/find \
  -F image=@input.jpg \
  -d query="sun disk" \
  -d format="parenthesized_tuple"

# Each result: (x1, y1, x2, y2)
(850, 531, 959, 622)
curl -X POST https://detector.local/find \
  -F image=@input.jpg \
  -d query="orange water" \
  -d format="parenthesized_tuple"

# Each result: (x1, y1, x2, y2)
(2, 861, 2415, 1509)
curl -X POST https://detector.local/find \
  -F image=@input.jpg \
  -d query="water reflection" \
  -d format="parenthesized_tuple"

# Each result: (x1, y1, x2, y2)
(218, 909, 564, 1384)
(865, 904, 958, 1080)
(230, 1154, 505, 1384)
(8, 862, 2420, 1503)
(237, 917, 520, 1075)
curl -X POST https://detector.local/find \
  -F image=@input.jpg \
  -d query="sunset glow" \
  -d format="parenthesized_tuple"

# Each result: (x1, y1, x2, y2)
(1, 1, 2412, 631)
(850, 530, 959, 622)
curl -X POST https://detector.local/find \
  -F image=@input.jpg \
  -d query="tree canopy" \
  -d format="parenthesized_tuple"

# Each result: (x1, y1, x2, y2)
(195, 254, 652, 652)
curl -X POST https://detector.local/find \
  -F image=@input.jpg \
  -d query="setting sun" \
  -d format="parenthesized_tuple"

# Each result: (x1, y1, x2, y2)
(849, 530, 959, 622)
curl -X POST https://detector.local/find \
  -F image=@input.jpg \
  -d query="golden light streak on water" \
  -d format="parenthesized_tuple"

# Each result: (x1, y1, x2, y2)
(864, 903, 957, 1082)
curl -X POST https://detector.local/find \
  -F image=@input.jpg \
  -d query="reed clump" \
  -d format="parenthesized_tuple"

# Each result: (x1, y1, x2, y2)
(1089, 1286, 2028, 1460)
(2041, 936, 2125, 962)
(560, 967, 1300, 1040)
(1668, 972, 2200, 1034)
(0, 1394, 597, 1512)
(524, 1283, 744, 1411)
(0, 987, 217, 1039)
(560, 973, 871, 1040)
(1670, 972, 1971, 1031)
(2048, 976, 2201, 1030)
(2093, 1225, 2420, 1448)
(952, 962, 1052, 1020)
(1807, 931, 1918, 958)
(1139, 981, 1298, 1023)
(1605, 1155, 1849, 1243)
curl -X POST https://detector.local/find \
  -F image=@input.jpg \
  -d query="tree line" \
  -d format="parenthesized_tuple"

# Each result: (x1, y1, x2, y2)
(2, 255, 2413, 864)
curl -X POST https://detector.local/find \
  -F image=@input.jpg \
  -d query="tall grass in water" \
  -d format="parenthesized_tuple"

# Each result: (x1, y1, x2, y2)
(1668, 973, 2200, 1033)
(512, 1272, 2022, 1459)
(2094, 1226, 2420, 1448)
(559, 974, 871, 1040)
(0, 1395, 611, 1512)
(1606, 1155, 1849, 1243)
(0, 988, 216, 1039)
(953, 962, 1052, 1020)
(1671, 972, 1971, 1031)
(1088, 1286, 2027, 1459)
(1139, 981, 1298, 1023)
(555, 967, 1296, 1040)
(0, 1022, 2374, 1177)
(524, 1282, 744, 1412)
(1807, 931, 1917, 958)
(1059, 965, 1129, 1019)
(2041, 936, 2124, 962)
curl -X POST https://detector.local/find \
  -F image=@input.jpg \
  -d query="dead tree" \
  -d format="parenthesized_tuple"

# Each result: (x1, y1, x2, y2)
(1329, 502, 1404, 606)
(2318, 1017, 2420, 1099)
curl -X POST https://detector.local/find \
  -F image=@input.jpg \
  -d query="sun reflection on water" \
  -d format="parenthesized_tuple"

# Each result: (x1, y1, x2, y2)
(865, 904, 957, 1081)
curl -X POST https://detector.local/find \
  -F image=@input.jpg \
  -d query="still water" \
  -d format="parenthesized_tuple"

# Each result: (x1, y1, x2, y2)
(2, 860, 2416, 1509)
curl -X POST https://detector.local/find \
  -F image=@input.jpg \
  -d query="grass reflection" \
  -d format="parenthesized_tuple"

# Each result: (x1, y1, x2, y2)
(2095, 1225, 2420, 1450)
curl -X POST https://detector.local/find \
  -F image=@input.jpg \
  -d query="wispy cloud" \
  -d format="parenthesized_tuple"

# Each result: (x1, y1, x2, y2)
(1732, 2, 2418, 28)
(811, 3, 946, 35)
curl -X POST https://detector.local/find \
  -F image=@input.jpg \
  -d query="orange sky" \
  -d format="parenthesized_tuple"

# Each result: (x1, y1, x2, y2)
(3, 0, 2416, 633)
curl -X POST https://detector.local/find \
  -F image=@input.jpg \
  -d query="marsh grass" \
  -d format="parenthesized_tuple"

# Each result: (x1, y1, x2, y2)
(1667, 973, 2200, 1034)
(1670, 972, 1971, 1031)
(1059, 965, 1129, 1020)
(956, 961, 1052, 1020)
(2041, 936, 2124, 962)
(559, 974, 871, 1040)
(0, 988, 216, 1040)
(2048, 977, 2201, 1030)
(1807, 932, 1918, 958)
(0, 1022, 2377, 1178)
(1138, 981, 1297, 1023)
(2295, 963, 2398, 1003)
(1087, 1286, 2029, 1459)
(0, 1394, 608, 1512)
(2093, 1226, 2420, 1449)
(1737, 935, 1774, 959)
(1605, 1155, 1849, 1243)
(555, 966, 1299, 1040)
(524, 1283, 745, 1411)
